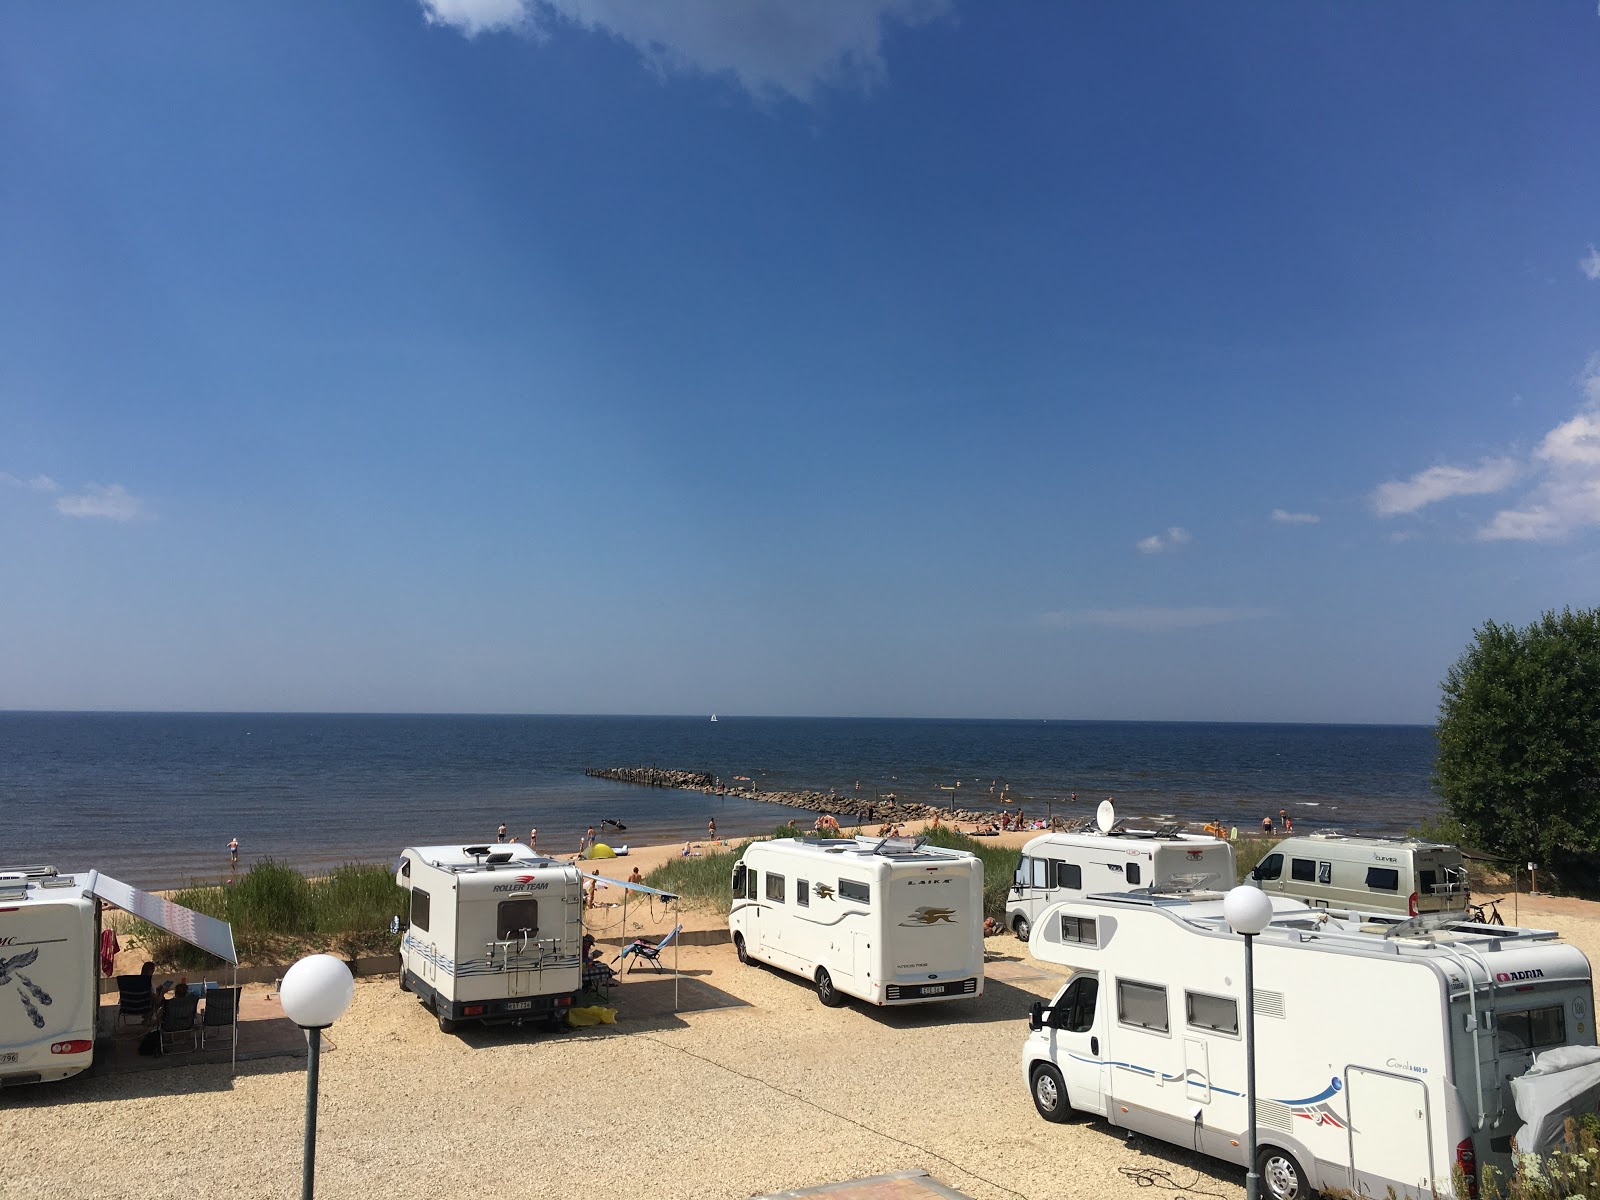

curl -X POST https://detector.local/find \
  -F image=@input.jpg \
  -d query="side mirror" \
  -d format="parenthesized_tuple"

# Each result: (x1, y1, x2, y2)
(1250, 867, 1262, 881)
(1028, 1001, 1044, 1032)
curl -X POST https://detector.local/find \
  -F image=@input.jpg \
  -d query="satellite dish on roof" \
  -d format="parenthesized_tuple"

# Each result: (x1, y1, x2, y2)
(1096, 799, 1116, 834)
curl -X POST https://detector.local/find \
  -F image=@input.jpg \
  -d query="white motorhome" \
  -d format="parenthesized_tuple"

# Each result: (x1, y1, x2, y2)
(1247, 834, 1469, 917)
(397, 844, 585, 1033)
(729, 836, 984, 1008)
(0, 867, 99, 1086)
(1006, 825, 1234, 941)
(1022, 892, 1597, 1200)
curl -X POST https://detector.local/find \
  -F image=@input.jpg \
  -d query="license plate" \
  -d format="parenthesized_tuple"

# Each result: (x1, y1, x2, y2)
(918, 985, 945, 996)
(0, 1052, 17, 1064)
(505, 1000, 533, 1012)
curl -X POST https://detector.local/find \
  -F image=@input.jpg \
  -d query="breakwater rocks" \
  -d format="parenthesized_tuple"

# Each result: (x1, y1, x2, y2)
(585, 765, 1019, 828)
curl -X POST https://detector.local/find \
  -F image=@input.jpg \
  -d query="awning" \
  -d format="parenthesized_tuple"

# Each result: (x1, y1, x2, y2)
(91, 872, 238, 965)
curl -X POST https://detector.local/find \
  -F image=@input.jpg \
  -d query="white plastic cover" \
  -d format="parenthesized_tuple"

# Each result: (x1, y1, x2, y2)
(1510, 1045, 1600, 1155)
(91, 873, 237, 965)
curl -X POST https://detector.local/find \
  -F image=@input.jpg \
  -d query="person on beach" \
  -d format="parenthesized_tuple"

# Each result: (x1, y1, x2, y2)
(497, 823, 507, 843)
(1262, 814, 1275, 834)
(529, 827, 537, 850)
(586, 825, 596, 851)
(707, 818, 716, 840)
(628, 866, 643, 884)
(228, 837, 239, 866)
(1284, 814, 1294, 833)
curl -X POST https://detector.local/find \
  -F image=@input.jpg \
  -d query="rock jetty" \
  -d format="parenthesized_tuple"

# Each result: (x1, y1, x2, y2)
(585, 765, 1036, 828)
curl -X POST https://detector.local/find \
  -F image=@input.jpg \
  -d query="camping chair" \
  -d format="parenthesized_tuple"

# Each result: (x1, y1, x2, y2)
(614, 924, 682, 975)
(582, 957, 617, 1000)
(200, 987, 239, 1050)
(115, 975, 155, 1028)
(158, 993, 201, 1053)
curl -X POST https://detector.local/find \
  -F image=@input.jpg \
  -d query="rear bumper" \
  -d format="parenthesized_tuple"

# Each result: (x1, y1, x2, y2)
(404, 970, 574, 1024)
(880, 977, 982, 1004)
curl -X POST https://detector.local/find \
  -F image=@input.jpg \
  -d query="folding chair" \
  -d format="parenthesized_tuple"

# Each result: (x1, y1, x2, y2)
(115, 975, 155, 1028)
(614, 924, 682, 975)
(201, 987, 239, 1050)
(158, 993, 201, 1052)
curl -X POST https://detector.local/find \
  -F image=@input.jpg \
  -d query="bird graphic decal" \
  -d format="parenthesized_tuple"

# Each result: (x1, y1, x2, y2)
(0, 949, 52, 1027)
(812, 883, 835, 900)
(900, 906, 958, 926)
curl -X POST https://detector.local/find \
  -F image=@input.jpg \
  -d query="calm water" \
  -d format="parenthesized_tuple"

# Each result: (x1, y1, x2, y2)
(0, 713, 1439, 889)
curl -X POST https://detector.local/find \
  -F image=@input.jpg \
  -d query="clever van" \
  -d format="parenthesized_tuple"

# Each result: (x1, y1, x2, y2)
(1246, 834, 1468, 917)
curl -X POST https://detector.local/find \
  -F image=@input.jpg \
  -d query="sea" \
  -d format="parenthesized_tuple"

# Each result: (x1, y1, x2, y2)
(0, 713, 1440, 889)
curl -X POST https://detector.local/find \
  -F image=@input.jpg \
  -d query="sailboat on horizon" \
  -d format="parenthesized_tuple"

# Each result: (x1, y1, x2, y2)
(710, 713, 718, 723)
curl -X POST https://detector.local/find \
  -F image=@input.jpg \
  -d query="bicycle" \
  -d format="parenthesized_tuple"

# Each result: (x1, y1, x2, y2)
(1466, 897, 1506, 926)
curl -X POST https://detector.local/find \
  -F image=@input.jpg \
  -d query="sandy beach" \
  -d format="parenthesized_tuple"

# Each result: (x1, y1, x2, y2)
(7, 831, 1598, 1200)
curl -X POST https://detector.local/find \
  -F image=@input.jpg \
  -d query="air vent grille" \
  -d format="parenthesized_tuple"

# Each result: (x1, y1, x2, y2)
(1256, 1098, 1293, 1132)
(1254, 989, 1286, 1019)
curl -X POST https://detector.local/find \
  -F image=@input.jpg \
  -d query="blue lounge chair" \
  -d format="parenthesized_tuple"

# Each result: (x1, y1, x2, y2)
(614, 924, 682, 975)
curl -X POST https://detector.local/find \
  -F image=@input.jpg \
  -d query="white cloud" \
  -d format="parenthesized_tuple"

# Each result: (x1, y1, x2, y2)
(0, 472, 59, 491)
(1477, 355, 1600, 542)
(1136, 526, 1191, 554)
(418, 0, 951, 101)
(1582, 245, 1600, 282)
(1370, 459, 1519, 517)
(1270, 508, 1320, 525)
(55, 483, 149, 522)
(1040, 606, 1271, 633)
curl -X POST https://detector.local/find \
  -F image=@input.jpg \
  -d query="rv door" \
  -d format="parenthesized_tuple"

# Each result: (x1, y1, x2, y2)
(1046, 973, 1108, 1117)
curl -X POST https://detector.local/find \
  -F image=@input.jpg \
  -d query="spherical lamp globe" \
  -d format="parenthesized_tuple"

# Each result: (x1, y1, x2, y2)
(280, 954, 355, 1030)
(1223, 885, 1274, 936)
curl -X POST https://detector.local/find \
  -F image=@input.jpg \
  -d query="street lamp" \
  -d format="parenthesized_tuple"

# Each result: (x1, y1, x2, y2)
(1223, 886, 1274, 1200)
(280, 954, 356, 1200)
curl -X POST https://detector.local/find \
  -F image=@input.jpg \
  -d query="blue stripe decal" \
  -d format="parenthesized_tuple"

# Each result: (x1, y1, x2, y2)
(1060, 1054, 1334, 1106)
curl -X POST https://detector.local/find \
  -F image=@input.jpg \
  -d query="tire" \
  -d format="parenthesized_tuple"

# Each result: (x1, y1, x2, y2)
(816, 967, 846, 1008)
(437, 1013, 458, 1034)
(398, 973, 412, 993)
(1013, 915, 1031, 943)
(1029, 1063, 1071, 1123)
(735, 933, 750, 965)
(1257, 1146, 1310, 1200)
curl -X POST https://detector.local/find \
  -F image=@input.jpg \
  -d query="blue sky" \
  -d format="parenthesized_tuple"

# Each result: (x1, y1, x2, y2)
(2, 2, 1598, 723)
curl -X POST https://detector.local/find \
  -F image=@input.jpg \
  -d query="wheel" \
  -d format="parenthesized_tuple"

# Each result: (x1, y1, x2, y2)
(1029, 1063, 1071, 1123)
(735, 933, 751, 964)
(1256, 1146, 1309, 1200)
(544, 1010, 568, 1032)
(437, 1013, 458, 1034)
(1013, 915, 1031, 943)
(816, 967, 846, 1007)
(398, 973, 412, 993)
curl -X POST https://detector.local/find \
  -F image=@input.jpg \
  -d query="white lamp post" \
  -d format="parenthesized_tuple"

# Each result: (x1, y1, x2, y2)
(280, 954, 355, 1200)
(1223, 886, 1274, 1200)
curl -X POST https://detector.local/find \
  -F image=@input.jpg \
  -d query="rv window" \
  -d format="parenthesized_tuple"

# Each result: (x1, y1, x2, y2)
(497, 898, 539, 939)
(410, 888, 431, 933)
(765, 873, 786, 903)
(1054, 861, 1083, 890)
(1017, 857, 1047, 888)
(838, 879, 870, 904)
(1500, 1006, 1567, 1053)
(797, 880, 810, 908)
(1185, 990, 1239, 1036)
(1125, 862, 1141, 886)
(1116, 979, 1169, 1033)
(731, 864, 746, 895)
(1256, 854, 1283, 882)
(746, 869, 759, 900)
(398, 857, 411, 880)
(1291, 858, 1316, 883)
(1059, 915, 1097, 946)
(1365, 867, 1400, 892)
(1054, 976, 1099, 1033)
(1418, 869, 1438, 895)
(1317, 861, 1331, 885)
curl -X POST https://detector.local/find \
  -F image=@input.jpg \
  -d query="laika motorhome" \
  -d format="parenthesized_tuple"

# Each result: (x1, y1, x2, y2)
(1006, 806, 1233, 941)
(1247, 833, 1469, 917)
(0, 867, 100, 1086)
(1022, 892, 1597, 1199)
(397, 845, 585, 1033)
(729, 836, 984, 1008)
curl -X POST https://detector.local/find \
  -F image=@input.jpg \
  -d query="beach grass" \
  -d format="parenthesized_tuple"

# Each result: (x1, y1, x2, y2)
(122, 859, 407, 968)
(919, 825, 1021, 920)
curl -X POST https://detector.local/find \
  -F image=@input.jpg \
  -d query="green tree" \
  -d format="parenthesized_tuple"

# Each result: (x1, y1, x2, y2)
(1434, 608, 1600, 874)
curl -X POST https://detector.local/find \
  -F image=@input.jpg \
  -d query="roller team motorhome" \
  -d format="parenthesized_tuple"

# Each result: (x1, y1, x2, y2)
(1247, 833, 1469, 917)
(730, 836, 984, 1008)
(1006, 819, 1234, 941)
(397, 844, 585, 1033)
(1022, 891, 1598, 1199)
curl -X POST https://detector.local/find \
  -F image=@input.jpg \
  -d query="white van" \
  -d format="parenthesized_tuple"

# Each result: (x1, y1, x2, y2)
(730, 836, 984, 1008)
(1006, 827, 1234, 941)
(1246, 834, 1468, 917)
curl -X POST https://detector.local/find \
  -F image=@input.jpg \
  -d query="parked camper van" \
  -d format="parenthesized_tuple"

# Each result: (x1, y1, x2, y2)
(1246, 834, 1468, 917)
(730, 836, 984, 1008)
(1006, 827, 1233, 941)
(397, 844, 585, 1033)
(1022, 891, 1596, 1199)
(0, 867, 99, 1086)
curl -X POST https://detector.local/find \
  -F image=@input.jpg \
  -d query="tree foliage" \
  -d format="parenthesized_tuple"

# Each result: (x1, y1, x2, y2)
(1435, 608, 1600, 871)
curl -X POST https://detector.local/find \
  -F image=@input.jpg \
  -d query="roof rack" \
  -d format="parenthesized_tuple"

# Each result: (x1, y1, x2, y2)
(0, 865, 58, 879)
